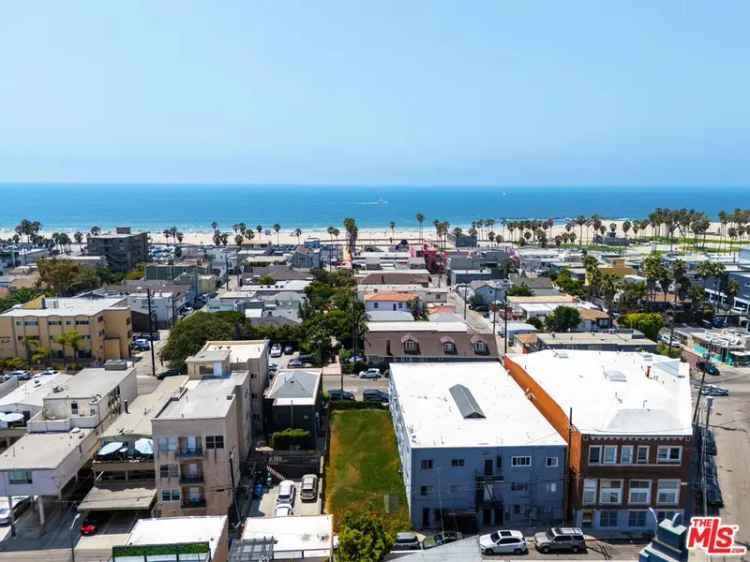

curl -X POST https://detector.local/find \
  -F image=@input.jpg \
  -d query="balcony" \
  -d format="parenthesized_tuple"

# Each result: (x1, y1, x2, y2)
(176, 447, 204, 459)
(181, 497, 207, 508)
(180, 473, 205, 484)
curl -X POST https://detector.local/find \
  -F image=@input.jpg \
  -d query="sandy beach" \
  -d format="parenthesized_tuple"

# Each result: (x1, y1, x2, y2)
(0, 220, 728, 248)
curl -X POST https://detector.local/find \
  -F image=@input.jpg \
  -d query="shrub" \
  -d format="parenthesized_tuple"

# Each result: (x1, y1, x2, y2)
(271, 428, 313, 450)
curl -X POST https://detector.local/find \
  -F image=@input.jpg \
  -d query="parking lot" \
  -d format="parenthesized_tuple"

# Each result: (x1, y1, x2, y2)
(253, 479, 322, 519)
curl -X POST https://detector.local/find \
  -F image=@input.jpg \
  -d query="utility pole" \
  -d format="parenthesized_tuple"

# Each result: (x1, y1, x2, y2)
(692, 360, 708, 425)
(146, 288, 156, 378)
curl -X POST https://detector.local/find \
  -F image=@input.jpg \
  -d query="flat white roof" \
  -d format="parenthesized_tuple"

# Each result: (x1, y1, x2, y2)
(126, 516, 226, 559)
(0, 429, 93, 470)
(50, 367, 135, 400)
(156, 373, 247, 420)
(203, 340, 268, 362)
(367, 321, 468, 333)
(507, 350, 692, 436)
(0, 373, 73, 410)
(241, 515, 333, 555)
(390, 362, 564, 449)
(1, 296, 127, 317)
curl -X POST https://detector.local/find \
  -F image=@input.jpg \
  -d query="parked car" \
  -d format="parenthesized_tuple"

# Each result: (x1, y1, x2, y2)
(270, 344, 283, 358)
(423, 531, 463, 549)
(358, 368, 381, 379)
(157, 368, 182, 380)
(284, 344, 294, 355)
(328, 389, 355, 401)
(697, 360, 720, 376)
(133, 338, 150, 351)
(276, 480, 296, 506)
(80, 512, 108, 536)
(273, 503, 294, 517)
(346, 354, 366, 363)
(39, 368, 58, 377)
(702, 384, 729, 397)
(363, 389, 389, 403)
(288, 359, 303, 368)
(534, 527, 586, 554)
(6, 370, 32, 381)
(392, 532, 421, 551)
(300, 474, 318, 502)
(480, 529, 528, 555)
(0, 496, 31, 525)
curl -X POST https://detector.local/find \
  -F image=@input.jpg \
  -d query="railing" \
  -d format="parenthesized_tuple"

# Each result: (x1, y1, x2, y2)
(177, 447, 204, 458)
(180, 473, 205, 484)
(181, 497, 207, 508)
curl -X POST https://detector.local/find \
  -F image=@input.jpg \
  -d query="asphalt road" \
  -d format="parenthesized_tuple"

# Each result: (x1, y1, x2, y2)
(322, 372, 389, 400)
(449, 290, 493, 334)
(699, 364, 750, 546)
(132, 329, 170, 395)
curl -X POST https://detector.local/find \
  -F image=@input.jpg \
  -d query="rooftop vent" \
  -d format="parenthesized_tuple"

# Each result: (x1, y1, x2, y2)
(605, 370, 627, 382)
(449, 384, 485, 419)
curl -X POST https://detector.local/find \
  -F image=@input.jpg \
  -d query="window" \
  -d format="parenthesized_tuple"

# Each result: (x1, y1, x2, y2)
(24, 320, 38, 327)
(583, 479, 597, 505)
(636, 446, 649, 464)
(496, 456, 502, 469)
(657, 510, 679, 522)
(403, 339, 419, 353)
(511, 482, 529, 492)
(450, 459, 464, 467)
(70, 402, 79, 415)
(657, 480, 680, 505)
(442, 341, 457, 354)
(420, 485, 433, 496)
(48, 320, 61, 326)
(158, 436, 177, 452)
(581, 510, 594, 528)
(603, 445, 617, 464)
(206, 435, 224, 449)
(599, 479, 623, 504)
(545, 482, 558, 493)
(513, 504, 522, 515)
(511, 456, 531, 467)
(161, 489, 180, 502)
(629, 511, 648, 528)
(373, 302, 379, 309)
(657, 446, 682, 464)
(421, 459, 433, 470)
(8, 470, 32, 485)
(545, 456, 559, 468)
(75, 320, 90, 325)
(588, 445, 601, 465)
(473, 340, 489, 354)
(599, 510, 619, 528)
(159, 464, 178, 479)
(628, 480, 651, 504)
(620, 445, 634, 465)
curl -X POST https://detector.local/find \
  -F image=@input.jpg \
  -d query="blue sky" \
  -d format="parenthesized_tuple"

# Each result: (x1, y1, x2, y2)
(0, 1, 748, 186)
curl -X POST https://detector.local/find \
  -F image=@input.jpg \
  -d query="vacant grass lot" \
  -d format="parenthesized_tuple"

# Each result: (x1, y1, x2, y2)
(325, 409, 410, 533)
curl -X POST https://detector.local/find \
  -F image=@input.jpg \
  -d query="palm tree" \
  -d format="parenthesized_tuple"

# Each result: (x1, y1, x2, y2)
(234, 233, 244, 247)
(416, 213, 425, 243)
(211, 221, 219, 231)
(55, 331, 83, 368)
(73, 231, 84, 245)
(256, 225, 263, 244)
(343, 217, 358, 258)
(90, 226, 101, 236)
(389, 221, 396, 244)
(272, 224, 281, 245)
(574, 216, 587, 247)
(293, 228, 303, 245)
(176, 232, 184, 244)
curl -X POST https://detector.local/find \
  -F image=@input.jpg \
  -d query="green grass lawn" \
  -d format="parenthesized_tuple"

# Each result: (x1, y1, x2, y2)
(325, 409, 410, 533)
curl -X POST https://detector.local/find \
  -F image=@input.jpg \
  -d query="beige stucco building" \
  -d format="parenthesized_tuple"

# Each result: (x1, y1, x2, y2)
(0, 296, 132, 362)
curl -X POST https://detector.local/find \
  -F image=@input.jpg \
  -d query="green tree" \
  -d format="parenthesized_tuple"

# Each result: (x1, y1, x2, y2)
(338, 512, 394, 562)
(544, 306, 581, 332)
(507, 283, 534, 297)
(273, 223, 281, 245)
(620, 312, 664, 341)
(415, 212, 424, 242)
(159, 312, 235, 370)
(257, 274, 276, 285)
(55, 331, 83, 368)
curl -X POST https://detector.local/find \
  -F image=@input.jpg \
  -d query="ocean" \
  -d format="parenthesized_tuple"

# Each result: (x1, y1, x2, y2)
(0, 184, 747, 232)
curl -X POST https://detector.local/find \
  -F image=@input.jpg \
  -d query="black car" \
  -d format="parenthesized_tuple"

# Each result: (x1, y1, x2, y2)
(363, 389, 389, 403)
(392, 532, 421, 551)
(157, 368, 182, 380)
(697, 361, 720, 376)
(328, 389, 355, 401)
(283, 344, 294, 355)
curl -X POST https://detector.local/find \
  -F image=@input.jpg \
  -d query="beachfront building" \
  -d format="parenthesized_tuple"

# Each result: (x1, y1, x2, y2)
(87, 227, 149, 273)
(389, 362, 566, 531)
(0, 296, 132, 362)
(504, 350, 693, 534)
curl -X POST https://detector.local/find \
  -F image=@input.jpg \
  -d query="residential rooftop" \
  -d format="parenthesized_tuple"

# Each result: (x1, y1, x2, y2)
(47, 366, 135, 400)
(102, 376, 187, 438)
(1, 296, 128, 317)
(364, 292, 418, 302)
(125, 515, 227, 560)
(0, 373, 73, 410)
(535, 332, 656, 348)
(390, 362, 564, 449)
(0, 429, 93, 470)
(366, 321, 468, 333)
(265, 369, 321, 406)
(507, 294, 577, 305)
(506, 350, 692, 436)
(156, 372, 248, 420)
(202, 340, 268, 363)
(240, 514, 333, 556)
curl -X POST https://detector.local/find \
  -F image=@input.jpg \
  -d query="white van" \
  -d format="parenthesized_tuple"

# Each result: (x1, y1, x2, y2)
(277, 480, 296, 506)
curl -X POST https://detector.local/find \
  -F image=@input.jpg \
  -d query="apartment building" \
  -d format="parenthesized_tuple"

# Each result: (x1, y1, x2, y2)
(87, 227, 149, 273)
(153, 342, 266, 517)
(390, 362, 566, 531)
(0, 296, 132, 361)
(505, 350, 693, 534)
